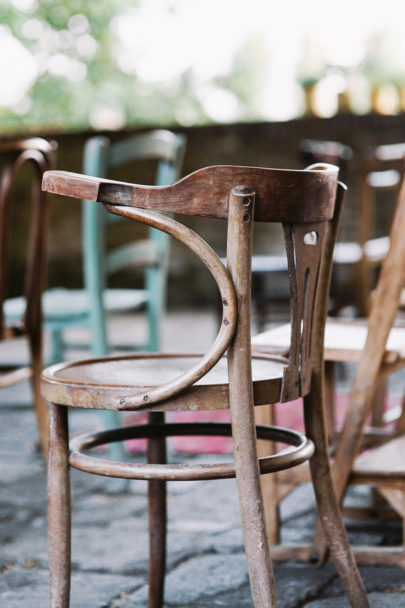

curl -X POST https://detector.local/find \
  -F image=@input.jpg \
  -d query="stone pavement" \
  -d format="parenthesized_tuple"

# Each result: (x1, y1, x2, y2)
(1, 312, 405, 607)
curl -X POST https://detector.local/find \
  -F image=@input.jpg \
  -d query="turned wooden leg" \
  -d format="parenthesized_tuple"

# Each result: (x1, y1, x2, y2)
(227, 185, 277, 607)
(48, 403, 71, 608)
(304, 386, 369, 608)
(255, 404, 281, 545)
(232, 402, 278, 608)
(147, 412, 167, 608)
(28, 331, 49, 456)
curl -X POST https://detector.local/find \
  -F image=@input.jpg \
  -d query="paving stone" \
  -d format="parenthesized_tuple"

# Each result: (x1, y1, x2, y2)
(127, 553, 250, 605)
(72, 489, 147, 526)
(326, 565, 405, 597)
(0, 563, 142, 608)
(0, 458, 43, 484)
(279, 482, 315, 523)
(304, 592, 405, 607)
(359, 566, 405, 593)
(113, 561, 338, 608)
(68, 515, 243, 574)
(1, 314, 405, 606)
(0, 471, 47, 510)
(274, 562, 337, 608)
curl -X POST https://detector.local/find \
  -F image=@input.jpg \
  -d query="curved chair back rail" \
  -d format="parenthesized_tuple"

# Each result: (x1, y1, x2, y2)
(0, 138, 57, 455)
(42, 163, 338, 222)
(0, 151, 45, 337)
(103, 203, 237, 409)
(0, 143, 56, 338)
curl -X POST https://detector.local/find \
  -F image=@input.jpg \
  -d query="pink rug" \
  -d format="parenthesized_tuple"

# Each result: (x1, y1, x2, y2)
(124, 394, 401, 454)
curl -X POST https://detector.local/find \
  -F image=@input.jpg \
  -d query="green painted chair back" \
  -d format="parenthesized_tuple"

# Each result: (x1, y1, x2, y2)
(34, 129, 184, 364)
(82, 129, 185, 356)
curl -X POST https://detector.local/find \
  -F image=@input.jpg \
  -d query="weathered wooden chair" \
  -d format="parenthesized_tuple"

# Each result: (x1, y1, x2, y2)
(0, 137, 57, 455)
(253, 163, 405, 565)
(41, 164, 369, 607)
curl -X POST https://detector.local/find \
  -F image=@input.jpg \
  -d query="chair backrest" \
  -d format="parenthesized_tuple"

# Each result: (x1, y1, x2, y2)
(81, 130, 186, 334)
(0, 138, 57, 340)
(43, 163, 341, 407)
(358, 143, 405, 248)
(299, 139, 353, 183)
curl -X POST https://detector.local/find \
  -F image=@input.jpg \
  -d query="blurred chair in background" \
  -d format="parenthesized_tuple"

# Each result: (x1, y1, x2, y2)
(311, 162, 405, 565)
(338, 142, 405, 316)
(42, 129, 186, 362)
(0, 138, 57, 455)
(253, 160, 405, 565)
(6, 130, 185, 460)
(251, 140, 352, 331)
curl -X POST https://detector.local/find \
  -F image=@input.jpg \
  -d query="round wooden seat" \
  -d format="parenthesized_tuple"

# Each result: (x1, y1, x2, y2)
(41, 352, 287, 411)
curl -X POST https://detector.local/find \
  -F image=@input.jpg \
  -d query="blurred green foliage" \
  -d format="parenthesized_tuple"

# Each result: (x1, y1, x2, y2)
(0, 0, 273, 133)
(0, 0, 139, 132)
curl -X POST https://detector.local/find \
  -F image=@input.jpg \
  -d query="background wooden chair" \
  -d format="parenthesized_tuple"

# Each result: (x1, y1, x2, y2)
(250, 140, 352, 330)
(0, 137, 57, 455)
(253, 162, 405, 565)
(41, 163, 368, 607)
(298, 139, 400, 316)
(5, 129, 186, 363)
(345, 142, 405, 316)
(310, 163, 405, 566)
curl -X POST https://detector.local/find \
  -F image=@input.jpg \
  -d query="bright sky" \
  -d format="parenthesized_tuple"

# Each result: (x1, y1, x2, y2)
(112, 0, 405, 120)
(2, 0, 405, 121)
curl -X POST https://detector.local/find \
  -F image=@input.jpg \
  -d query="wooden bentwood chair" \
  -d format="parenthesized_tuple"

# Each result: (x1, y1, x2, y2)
(0, 138, 56, 455)
(41, 164, 369, 608)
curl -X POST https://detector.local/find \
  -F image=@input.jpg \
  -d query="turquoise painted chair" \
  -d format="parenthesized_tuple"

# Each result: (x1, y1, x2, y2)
(6, 130, 186, 363)
(5, 130, 185, 458)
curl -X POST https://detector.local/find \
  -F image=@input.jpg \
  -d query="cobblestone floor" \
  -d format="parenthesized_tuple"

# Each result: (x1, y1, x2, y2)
(1, 312, 404, 607)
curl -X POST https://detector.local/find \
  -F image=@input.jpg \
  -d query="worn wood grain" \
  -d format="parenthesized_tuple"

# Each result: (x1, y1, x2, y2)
(42, 164, 338, 222)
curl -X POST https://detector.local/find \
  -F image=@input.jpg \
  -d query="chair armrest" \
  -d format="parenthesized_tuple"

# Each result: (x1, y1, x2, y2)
(42, 170, 128, 202)
(43, 165, 339, 222)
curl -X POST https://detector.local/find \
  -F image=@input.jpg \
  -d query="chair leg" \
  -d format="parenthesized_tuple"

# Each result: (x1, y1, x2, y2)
(48, 403, 71, 608)
(232, 410, 278, 607)
(28, 332, 49, 456)
(303, 388, 370, 608)
(147, 412, 167, 608)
